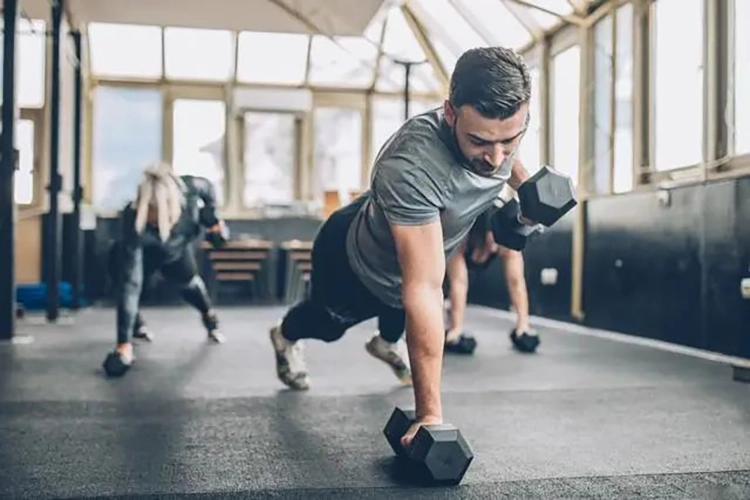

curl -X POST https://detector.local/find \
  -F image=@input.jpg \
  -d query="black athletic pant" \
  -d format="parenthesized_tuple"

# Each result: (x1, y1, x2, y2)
(281, 197, 405, 343)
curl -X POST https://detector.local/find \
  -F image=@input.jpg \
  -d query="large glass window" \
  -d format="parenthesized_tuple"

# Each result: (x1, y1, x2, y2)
(653, 0, 703, 170)
(243, 112, 297, 207)
(237, 32, 309, 85)
(0, 20, 47, 107)
(172, 99, 226, 206)
(15, 120, 34, 204)
(591, 5, 634, 194)
(552, 46, 581, 186)
(735, 0, 750, 154)
(89, 23, 162, 79)
(592, 14, 613, 194)
(164, 28, 233, 81)
(314, 108, 362, 198)
(519, 67, 542, 173)
(92, 87, 163, 211)
(308, 36, 377, 87)
(613, 3, 634, 193)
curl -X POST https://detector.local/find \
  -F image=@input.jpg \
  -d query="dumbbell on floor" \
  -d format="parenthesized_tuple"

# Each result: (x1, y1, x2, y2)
(383, 407, 473, 486)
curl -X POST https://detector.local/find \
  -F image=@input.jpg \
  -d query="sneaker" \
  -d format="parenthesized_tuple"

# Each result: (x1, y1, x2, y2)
(365, 334, 412, 386)
(202, 312, 226, 344)
(269, 324, 310, 390)
(510, 329, 540, 353)
(133, 325, 155, 342)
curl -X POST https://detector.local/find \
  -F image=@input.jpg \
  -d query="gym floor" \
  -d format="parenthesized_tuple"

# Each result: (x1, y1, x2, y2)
(1, 305, 749, 499)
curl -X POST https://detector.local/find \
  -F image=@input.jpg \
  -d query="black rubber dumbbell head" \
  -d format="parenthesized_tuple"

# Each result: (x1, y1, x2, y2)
(517, 166, 577, 227)
(383, 407, 416, 456)
(384, 407, 474, 486)
(409, 424, 474, 485)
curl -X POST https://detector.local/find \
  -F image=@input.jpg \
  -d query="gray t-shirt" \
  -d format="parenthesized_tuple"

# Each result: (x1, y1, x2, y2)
(346, 108, 513, 308)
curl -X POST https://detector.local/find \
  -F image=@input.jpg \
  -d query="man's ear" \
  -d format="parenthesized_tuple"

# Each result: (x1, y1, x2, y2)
(443, 100, 457, 126)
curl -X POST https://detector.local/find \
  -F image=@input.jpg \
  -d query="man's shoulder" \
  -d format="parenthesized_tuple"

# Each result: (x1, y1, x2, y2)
(373, 111, 454, 182)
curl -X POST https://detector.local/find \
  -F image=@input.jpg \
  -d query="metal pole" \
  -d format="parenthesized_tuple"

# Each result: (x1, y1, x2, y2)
(395, 60, 414, 121)
(45, 0, 63, 321)
(0, 0, 19, 340)
(70, 30, 83, 310)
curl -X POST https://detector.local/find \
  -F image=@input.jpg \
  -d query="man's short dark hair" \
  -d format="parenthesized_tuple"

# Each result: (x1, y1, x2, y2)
(449, 47, 531, 120)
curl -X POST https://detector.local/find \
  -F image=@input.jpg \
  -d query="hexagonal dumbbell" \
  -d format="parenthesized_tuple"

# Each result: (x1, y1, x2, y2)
(383, 407, 474, 486)
(517, 165, 577, 227)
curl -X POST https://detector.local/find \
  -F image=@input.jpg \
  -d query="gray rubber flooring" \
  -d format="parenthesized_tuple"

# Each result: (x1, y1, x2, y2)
(1, 305, 749, 499)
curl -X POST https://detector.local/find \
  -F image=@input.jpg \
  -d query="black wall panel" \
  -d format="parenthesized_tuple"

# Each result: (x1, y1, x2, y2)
(469, 175, 750, 359)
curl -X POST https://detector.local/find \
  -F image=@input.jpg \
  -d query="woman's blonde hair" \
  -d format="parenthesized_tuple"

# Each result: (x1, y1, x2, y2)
(133, 163, 184, 242)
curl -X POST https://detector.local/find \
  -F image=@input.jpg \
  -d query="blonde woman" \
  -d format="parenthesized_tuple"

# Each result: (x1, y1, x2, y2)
(104, 164, 229, 377)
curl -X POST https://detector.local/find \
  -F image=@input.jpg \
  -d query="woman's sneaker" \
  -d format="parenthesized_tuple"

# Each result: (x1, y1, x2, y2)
(269, 324, 310, 390)
(202, 312, 226, 344)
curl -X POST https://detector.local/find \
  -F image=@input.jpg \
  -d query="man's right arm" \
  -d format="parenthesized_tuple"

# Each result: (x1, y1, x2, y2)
(391, 221, 446, 445)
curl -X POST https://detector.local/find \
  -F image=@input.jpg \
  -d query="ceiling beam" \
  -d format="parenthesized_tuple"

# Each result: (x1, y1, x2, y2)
(500, 0, 543, 40)
(401, 2, 449, 92)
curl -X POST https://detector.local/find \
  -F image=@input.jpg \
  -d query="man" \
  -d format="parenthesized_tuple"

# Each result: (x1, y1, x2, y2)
(444, 198, 540, 355)
(104, 164, 228, 375)
(269, 47, 533, 446)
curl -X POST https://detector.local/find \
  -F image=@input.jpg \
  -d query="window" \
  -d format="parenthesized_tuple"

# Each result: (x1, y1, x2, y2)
(653, 0, 704, 170)
(308, 36, 377, 87)
(519, 67, 542, 173)
(613, 3, 634, 193)
(314, 108, 362, 198)
(89, 23, 162, 79)
(592, 14, 613, 194)
(243, 112, 297, 206)
(164, 28, 233, 81)
(0, 20, 47, 107)
(172, 99, 226, 206)
(237, 32, 309, 85)
(411, 0, 486, 67)
(735, 0, 750, 154)
(92, 87, 163, 212)
(591, 5, 634, 194)
(15, 120, 34, 204)
(552, 46, 581, 186)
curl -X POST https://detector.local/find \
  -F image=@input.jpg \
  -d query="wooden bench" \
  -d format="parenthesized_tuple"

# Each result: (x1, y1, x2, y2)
(280, 240, 313, 304)
(201, 238, 274, 302)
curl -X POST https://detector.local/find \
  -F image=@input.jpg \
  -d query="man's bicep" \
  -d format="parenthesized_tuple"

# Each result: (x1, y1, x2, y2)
(390, 221, 445, 289)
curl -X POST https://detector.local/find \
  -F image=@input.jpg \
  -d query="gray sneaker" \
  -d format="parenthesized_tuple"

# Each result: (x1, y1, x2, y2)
(365, 334, 412, 386)
(270, 324, 310, 390)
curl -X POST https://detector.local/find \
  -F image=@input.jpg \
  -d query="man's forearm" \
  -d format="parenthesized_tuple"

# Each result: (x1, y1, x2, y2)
(403, 283, 445, 421)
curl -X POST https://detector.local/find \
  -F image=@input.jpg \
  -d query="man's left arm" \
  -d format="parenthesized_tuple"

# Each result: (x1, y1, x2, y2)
(185, 175, 228, 246)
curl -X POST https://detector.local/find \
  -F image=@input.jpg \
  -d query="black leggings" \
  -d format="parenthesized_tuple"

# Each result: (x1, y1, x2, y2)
(110, 243, 212, 342)
(281, 198, 405, 344)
